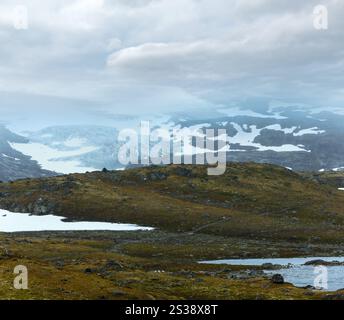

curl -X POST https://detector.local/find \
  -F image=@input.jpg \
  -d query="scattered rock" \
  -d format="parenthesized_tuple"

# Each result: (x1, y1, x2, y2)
(323, 294, 344, 300)
(262, 263, 284, 270)
(304, 259, 344, 266)
(271, 274, 284, 284)
(112, 290, 126, 297)
(84, 268, 94, 274)
(174, 167, 192, 177)
(149, 172, 167, 181)
(54, 260, 65, 268)
(104, 260, 123, 271)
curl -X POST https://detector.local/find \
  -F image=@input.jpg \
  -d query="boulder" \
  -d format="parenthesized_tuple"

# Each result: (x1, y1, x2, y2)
(271, 274, 284, 284)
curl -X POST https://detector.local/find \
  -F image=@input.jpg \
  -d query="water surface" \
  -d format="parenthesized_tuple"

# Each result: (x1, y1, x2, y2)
(201, 257, 344, 291)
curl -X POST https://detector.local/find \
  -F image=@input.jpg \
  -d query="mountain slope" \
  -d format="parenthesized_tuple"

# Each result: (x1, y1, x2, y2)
(10, 106, 344, 173)
(0, 125, 56, 181)
(169, 106, 344, 171)
(11, 125, 121, 173)
(1, 163, 344, 243)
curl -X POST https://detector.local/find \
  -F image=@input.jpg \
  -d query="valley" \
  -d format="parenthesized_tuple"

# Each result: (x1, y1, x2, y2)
(2, 0, 344, 304)
(1, 163, 344, 299)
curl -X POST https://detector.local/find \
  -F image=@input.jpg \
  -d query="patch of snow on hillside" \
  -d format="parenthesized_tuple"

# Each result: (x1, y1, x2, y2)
(10, 142, 99, 174)
(229, 123, 309, 152)
(174, 122, 310, 155)
(293, 127, 325, 136)
(2, 154, 20, 161)
(0, 209, 153, 232)
(264, 124, 298, 134)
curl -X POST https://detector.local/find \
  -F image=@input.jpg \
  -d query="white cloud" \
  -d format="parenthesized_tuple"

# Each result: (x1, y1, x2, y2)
(0, 0, 343, 122)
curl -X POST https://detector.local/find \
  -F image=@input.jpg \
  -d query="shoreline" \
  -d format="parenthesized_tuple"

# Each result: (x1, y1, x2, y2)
(1, 229, 344, 299)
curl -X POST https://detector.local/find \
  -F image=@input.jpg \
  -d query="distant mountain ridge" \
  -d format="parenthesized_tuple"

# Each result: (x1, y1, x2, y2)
(11, 125, 121, 174)
(6, 105, 344, 174)
(168, 106, 344, 171)
(0, 125, 56, 181)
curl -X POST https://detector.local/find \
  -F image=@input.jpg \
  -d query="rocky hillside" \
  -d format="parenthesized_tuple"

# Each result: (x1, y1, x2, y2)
(302, 171, 344, 188)
(171, 106, 344, 171)
(0, 125, 56, 181)
(8, 105, 344, 173)
(1, 163, 344, 242)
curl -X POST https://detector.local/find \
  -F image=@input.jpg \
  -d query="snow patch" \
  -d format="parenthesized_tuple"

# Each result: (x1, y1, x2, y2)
(10, 142, 99, 174)
(0, 209, 153, 233)
(229, 123, 309, 152)
(1, 153, 20, 161)
(264, 124, 298, 134)
(293, 127, 325, 137)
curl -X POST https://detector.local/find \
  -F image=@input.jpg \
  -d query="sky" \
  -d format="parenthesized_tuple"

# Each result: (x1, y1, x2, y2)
(0, 0, 343, 130)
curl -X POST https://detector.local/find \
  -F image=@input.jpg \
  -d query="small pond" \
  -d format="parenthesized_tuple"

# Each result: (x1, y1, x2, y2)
(201, 257, 344, 291)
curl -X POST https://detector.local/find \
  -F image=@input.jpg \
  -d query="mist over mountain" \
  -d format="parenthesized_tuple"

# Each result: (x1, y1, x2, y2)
(2, 104, 344, 176)
(0, 0, 343, 178)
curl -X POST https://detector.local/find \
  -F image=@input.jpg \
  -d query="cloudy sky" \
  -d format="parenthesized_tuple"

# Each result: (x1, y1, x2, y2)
(0, 0, 343, 129)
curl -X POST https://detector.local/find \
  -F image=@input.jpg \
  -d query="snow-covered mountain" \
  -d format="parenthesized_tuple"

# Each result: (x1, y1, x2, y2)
(0, 125, 55, 181)
(168, 105, 344, 171)
(8, 114, 173, 174)
(6, 105, 344, 175)
(11, 126, 121, 174)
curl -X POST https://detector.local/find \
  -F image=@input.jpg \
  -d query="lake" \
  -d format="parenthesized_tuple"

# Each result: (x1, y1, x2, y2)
(201, 257, 344, 291)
